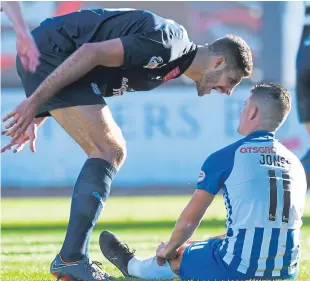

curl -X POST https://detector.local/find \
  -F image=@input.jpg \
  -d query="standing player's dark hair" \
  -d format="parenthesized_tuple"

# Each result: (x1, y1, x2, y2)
(209, 35, 253, 77)
(251, 83, 292, 131)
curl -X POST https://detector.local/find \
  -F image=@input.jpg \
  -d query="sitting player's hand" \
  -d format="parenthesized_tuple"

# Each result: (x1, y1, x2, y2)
(156, 255, 167, 266)
(156, 242, 168, 265)
(1, 120, 38, 153)
(156, 242, 177, 266)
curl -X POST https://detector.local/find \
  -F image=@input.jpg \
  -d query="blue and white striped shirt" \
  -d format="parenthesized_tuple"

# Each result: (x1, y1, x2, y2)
(197, 131, 306, 279)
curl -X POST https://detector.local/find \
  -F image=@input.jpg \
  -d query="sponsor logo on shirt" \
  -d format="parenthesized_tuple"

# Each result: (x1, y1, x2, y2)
(143, 56, 163, 69)
(163, 67, 181, 82)
(197, 170, 205, 183)
(113, 77, 129, 96)
(239, 146, 277, 153)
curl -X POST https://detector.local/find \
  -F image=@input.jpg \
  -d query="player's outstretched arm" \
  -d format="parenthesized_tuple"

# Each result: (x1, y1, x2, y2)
(1, 1, 40, 72)
(2, 39, 124, 142)
(157, 190, 214, 261)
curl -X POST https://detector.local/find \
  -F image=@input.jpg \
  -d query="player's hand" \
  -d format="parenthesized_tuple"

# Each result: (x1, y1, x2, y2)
(16, 31, 40, 72)
(2, 98, 39, 143)
(156, 242, 168, 265)
(156, 242, 177, 266)
(1, 120, 38, 153)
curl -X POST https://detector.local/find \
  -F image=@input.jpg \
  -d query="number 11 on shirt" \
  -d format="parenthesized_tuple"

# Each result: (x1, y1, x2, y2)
(268, 170, 291, 223)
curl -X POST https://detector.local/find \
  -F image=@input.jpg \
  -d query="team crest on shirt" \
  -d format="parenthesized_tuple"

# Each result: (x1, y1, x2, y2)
(198, 171, 205, 183)
(143, 56, 163, 69)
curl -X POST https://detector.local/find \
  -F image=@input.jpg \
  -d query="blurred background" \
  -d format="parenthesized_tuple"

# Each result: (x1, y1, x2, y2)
(1, 1, 308, 195)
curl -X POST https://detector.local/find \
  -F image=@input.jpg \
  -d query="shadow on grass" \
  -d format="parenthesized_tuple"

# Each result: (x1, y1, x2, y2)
(3, 216, 310, 233)
(2, 219, 226, 232)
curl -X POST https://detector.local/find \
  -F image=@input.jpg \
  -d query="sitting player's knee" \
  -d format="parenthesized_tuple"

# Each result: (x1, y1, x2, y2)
(169, 242, 192, 274)
(168, 246, 186, 274)
(168, 258, 181, 274)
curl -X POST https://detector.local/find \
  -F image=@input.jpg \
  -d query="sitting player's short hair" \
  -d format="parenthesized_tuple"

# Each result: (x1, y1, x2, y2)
(209, 35, 253, 77)
(251, 83, 291, 131)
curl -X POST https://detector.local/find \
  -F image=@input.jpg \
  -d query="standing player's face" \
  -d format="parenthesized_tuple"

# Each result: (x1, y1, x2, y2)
(197, 67, 243, 97)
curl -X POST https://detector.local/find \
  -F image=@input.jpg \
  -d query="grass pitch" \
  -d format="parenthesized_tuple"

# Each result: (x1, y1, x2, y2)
(1, 195, 310, 281)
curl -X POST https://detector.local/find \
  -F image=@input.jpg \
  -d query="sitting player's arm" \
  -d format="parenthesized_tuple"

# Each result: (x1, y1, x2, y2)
(163, 189, 215, 258)
(163, 151, 228, 258)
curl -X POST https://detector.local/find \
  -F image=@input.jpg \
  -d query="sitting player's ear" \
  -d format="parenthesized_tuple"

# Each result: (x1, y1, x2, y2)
(249, 105, 259, 120)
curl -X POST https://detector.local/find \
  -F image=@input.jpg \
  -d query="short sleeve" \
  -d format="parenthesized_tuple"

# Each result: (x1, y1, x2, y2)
(120, 30, 191, 69)
(196, 141, 241, 195)
(197, 153, 227, 195)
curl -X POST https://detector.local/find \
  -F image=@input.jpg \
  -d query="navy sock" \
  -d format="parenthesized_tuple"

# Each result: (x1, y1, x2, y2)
(59, 158, 117, 262)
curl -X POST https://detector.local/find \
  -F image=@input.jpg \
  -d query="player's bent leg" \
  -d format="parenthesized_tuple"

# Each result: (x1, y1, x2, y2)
(99, 231, 228, 280)
(99, 230, 178, 279)
(49, 104, 126, 281)
(167, 242, 190, 275)
(165, 238, 224, 275)
(179, 239, 223, 281)
(169, 234, 225, 274)
(127, 242, 190, 279)
(179, 238, 256, 281)
(128, 256, 177, 279)
(50, 104, 127, 168)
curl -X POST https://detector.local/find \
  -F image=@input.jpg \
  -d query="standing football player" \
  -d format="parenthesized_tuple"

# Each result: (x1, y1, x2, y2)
(296, 2, 310, 188)
(100, 83, 306, 281)
(1, 8, 253, 281)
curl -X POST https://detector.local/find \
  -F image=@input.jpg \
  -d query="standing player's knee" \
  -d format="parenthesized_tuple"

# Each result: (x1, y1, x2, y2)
(109, 139, 127, 168)
(88, 133, 127, 169)
(108, 129, 127, 168)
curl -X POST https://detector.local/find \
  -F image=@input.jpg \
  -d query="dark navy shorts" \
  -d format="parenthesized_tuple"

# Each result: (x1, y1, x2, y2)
(16, 55, 106, 118)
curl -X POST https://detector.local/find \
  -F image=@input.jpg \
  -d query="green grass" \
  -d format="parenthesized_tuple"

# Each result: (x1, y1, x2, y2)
(1, 196, 310, 281)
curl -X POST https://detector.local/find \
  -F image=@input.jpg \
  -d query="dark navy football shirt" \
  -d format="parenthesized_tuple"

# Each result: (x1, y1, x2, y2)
(32, 8, 197, 97)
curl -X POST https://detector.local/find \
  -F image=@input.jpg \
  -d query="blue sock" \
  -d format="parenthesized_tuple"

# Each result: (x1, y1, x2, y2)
(59, 158, 117, 262)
